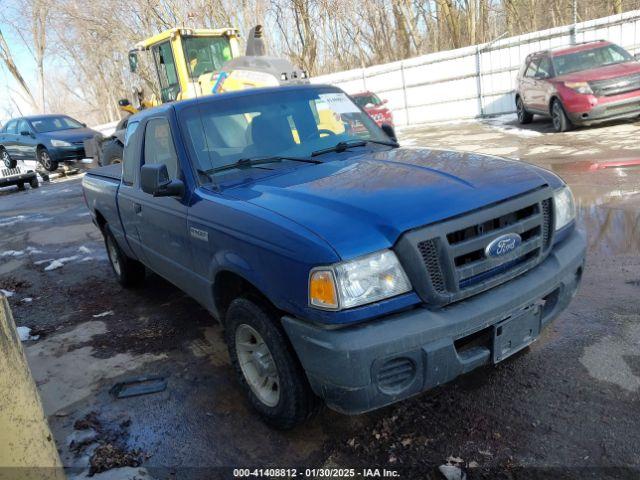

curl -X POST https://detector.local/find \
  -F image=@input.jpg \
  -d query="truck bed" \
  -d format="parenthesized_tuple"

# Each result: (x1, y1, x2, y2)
(86, 164, 122, 182)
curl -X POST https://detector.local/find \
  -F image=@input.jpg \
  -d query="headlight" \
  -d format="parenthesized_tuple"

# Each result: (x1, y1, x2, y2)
(564, 81, 593, 95)
(51, 139, 72, 147)
(309, 250, 411, 310)
(553, 186, 576, 231)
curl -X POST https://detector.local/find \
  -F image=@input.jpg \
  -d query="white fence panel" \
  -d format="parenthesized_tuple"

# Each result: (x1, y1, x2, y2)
(312, 10, 640, 126)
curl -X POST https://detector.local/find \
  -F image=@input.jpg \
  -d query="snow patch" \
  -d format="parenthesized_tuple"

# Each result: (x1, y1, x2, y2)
(483, 115, 543, 138)
(21, 297, 33, 303)
(43, 255, 79, 271)
(92, 311, 114, 318)
(78, 246, 92, 254)
(17, 326, 39, 341)
(1, 250, 24, 257)
(0, 289, 15, 297)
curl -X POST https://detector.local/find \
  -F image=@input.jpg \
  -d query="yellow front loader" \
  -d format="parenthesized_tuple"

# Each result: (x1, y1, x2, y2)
(88, 25, 327, 166)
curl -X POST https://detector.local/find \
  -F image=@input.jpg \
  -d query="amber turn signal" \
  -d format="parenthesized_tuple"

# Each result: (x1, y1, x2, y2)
(309, 270, 338, 309)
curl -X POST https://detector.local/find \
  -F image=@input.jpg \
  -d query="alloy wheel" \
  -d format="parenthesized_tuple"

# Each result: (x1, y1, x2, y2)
(106, 236, 121, 277)
(1, 150, 10, 168)
(517, 99, 525, 122)
(552, 103, 562, 131)
(235, 324, 280, 407)
(40, 150, 52, 170)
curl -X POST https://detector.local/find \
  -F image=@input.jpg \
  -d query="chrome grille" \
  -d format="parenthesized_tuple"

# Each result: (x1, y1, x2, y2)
(1, 168, 21, 177)
(395, 188, 555, 307)
(589, 73, 640, 97)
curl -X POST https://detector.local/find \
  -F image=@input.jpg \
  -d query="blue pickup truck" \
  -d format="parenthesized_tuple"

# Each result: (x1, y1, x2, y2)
(82, 84, 586, 429)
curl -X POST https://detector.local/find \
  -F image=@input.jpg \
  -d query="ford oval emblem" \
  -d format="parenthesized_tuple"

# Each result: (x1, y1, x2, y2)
(485, 233, 522, 258)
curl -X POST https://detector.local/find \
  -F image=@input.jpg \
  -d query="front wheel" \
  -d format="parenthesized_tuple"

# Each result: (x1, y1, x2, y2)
(38, 148, 58, 172)
(551, 99, 573, 132)
(29, 177, 39, 189)
(225, 298, 319, 429)
(1, 148, 16, 168)
(103, 225, 146, 287)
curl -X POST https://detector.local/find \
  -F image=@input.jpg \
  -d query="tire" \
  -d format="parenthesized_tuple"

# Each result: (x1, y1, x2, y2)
(551, 99, 573, 132)
(103, 225, 146, 287)
(29, 177, 39, 189)
(17, 182, 25, 191)
(516, 96, 533, 124)
(100, 140, 124, 166)
(38, 147, 58, 172)
(225, 297, 319, 429)
(1, 148, 17, 168)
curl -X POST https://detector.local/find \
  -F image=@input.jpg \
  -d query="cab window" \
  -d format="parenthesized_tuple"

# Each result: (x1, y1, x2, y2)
(536, 57, 553, 78)
(122, 121, 140, 185)
(4, 120, 18, 134)
(143, 118, 179, 180)
(17, 120, 31, 135)
(524, 58, 540, 78)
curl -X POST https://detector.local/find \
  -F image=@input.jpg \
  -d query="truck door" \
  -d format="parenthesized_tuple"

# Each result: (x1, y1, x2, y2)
(532, 56, 553, 112)
(1, 120, 19, 159)
(17, 119, 37, 161)
(117, 120, 147, 261)
(133, 117, 194, 287)
(151, 41, 181, 103)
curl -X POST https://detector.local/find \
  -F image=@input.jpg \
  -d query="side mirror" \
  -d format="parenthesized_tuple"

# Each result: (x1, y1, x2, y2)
(634, 52, 640, 60)
(118, 98, 131, 107)
(140, 164, 184, 197)
(20, 130, 31, 136)
(81, 123, 87, 127)
(382, 99, 388, 104)
(380, 123, 397, 143)
(535, 72, 549, 79)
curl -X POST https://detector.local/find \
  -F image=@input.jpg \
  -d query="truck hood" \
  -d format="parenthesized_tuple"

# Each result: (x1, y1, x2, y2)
(223, 147, 560, 259)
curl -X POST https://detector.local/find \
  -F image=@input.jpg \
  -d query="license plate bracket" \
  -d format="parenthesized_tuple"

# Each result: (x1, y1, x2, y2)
(493, 307, 541, 363)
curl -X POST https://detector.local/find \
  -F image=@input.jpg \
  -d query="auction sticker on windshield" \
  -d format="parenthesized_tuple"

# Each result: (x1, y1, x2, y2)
(319, 93, 361, 114)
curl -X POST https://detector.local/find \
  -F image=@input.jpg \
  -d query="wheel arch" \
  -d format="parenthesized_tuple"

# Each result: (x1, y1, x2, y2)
(548, 95, 562, 115)
(213, 269, 280, 325)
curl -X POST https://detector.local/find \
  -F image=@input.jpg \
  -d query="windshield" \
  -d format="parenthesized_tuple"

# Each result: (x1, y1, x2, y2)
(180, 87, 391, 182)
(552, 44, 633, 76)
(353, 94, 381, 108)
(183, 36, 232, 79)
(29, 116, 84, 133)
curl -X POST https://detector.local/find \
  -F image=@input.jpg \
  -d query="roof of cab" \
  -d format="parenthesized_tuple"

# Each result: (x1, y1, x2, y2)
(133, 27, 240, 50)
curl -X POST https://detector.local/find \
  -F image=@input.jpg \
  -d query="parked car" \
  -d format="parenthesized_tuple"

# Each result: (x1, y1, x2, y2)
(82, 84, 586, 429)
(0, 166, 38, 191)
(0, 114, 99, 171)
(351, 91, 394, 127)
(516, 40, 640, 132)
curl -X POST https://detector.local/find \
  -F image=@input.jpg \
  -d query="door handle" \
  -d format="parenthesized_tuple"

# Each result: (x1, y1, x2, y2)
(134, 203, 142, 214)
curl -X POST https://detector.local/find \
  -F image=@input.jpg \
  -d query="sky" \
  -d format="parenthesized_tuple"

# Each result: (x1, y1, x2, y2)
(0, 16, 39, 123)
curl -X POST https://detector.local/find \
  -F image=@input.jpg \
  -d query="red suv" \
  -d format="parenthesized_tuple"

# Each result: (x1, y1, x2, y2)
(352, 91, 394, 127)
(515, 40, 640, 132)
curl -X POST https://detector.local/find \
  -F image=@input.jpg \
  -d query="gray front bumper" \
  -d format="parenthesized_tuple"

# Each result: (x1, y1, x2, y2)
(282, 228, 586, 414)
(569, 95, 640, 125)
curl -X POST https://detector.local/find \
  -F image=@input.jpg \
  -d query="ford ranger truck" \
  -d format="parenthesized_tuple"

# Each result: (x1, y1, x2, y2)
(82, 85, 586, 429)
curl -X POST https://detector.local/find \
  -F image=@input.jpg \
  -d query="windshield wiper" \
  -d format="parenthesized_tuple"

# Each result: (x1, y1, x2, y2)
(311, 139, 399, 157)
(200, 155, 322, 175)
